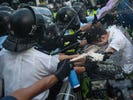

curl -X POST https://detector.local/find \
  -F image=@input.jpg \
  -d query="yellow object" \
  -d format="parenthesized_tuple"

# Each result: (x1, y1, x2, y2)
(87, 10, 97, 16)
(63, 29, 76, 53)
(39, 0, 46, 4)
(69, 29, 75, 35)
(66, 49, 76, 53)
(64, 41, 70, 46)
(53, 12, 57, 19)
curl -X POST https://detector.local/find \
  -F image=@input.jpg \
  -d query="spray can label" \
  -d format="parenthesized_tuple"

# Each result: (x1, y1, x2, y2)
(69, 69, 80, 89)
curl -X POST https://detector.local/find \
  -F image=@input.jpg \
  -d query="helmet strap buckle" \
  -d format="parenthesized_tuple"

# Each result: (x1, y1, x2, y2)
(29, 25, 37, 35)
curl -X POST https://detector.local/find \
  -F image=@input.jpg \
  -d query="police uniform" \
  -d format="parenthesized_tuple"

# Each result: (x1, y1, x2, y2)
(0, 47, 59, 100)
(0, 7, 60, 100)
(56, 7, 81, 54)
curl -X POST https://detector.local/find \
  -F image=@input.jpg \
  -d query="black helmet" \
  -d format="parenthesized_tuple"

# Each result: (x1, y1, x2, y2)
(28, 1, 36, 6)
(11, 8, 36, 38)
(34, 7, 53, 21)
(45, 23, 58, 39)
(0, 11, 11, 36)
(3, 6, 49, 52)
(56, 7, 80, 31)
(1, 2, 10, 6)
(10, 6, 53, 39)
(0, 6, 14, 13)
(72, 2, 87, 23)
(11, 0, 20, 9)
(37, 4, 53, 17)
(37, 23, 60, 52)
(29, 7, 55, 41)
(28, 6, 54, 33)
(17, 3, 30, 9)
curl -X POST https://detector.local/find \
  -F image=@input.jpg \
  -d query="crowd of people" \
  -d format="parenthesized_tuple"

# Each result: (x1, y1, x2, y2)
(0, 0, 133, 100)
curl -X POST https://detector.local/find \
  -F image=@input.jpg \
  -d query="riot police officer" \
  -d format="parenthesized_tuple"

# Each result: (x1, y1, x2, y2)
(55, 7, 81, 54)
(72, 2, 88, 23)
(0, 6, 71, 100)
(0, 6, 13, 50)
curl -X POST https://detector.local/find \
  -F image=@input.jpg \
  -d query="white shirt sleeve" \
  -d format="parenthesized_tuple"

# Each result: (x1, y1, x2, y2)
(35, 49, 60, 75)
(106, 37, 126, 51)
(47, 55, 60, 73)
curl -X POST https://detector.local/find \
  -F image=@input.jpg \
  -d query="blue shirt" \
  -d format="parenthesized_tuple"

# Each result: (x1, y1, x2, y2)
(0, 36, 7, 49)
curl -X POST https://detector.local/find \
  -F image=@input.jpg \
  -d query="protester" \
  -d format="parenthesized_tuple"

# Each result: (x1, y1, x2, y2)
(85, 25, 133, 74)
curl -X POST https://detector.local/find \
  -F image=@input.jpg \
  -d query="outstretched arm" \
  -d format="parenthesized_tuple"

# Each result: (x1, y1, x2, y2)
(11, 60, 72, 100)
(11, 75, 58, 100)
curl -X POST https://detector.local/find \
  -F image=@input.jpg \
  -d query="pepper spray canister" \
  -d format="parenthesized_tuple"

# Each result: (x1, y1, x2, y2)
(68, 64, 80, 92)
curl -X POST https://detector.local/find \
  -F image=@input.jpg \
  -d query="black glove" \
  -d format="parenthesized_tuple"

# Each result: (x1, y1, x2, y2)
(85, 57, 98, 75)
(54, 60, 71, 81)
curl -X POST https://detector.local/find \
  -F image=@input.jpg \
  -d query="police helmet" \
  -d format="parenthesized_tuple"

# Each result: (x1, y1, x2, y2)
(3, 6, 51, 52)
(38, 23, 59, 50)
(11, 8, 36, 38)
(1, 2, 10, 6)
(37, 4, 53, 16)
(56, 7, 80, 31)
(11, 0, 20, 9)
(11, 6, 53, 39)
(0, 11, 11, 36)
(35, 7, 53, 20)
(28, 1, 36, 6)
(72, 2, 87, 23)
(18, 3, 30, 9)
(0, 6, 14, 13)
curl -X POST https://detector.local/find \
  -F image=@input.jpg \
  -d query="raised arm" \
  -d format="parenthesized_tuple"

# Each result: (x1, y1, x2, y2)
(97, 0, 121, 19)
